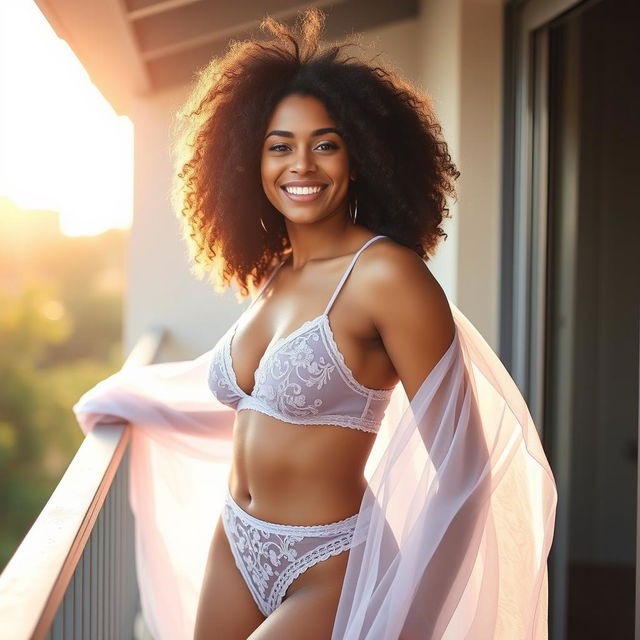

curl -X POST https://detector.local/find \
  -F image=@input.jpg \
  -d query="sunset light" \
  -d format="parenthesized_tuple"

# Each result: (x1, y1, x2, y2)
(0, 0, 133, 237)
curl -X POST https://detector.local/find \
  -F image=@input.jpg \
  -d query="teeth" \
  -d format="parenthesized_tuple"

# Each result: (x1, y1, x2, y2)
(284, 185, 324, 195)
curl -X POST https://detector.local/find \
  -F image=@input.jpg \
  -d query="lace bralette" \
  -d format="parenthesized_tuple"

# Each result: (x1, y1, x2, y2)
(207, 235, 394, 433)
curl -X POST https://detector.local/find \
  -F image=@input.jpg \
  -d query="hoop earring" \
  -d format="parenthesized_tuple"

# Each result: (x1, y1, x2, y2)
(348, 198, 358, 224)
(259, 217, 268, 232)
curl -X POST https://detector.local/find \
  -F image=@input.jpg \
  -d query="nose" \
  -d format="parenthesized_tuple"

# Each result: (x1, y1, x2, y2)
(290, 147, 316, 174)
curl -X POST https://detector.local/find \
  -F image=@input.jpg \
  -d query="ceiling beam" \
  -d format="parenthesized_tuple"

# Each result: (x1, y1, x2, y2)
(34, 0, 152, 115)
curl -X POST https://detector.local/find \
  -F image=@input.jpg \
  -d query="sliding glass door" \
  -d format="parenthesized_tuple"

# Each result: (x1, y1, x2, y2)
(503, 0, 640, 636)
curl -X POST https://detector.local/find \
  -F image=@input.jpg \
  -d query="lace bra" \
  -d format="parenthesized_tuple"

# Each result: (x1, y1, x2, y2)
(207, 235, 395, 433)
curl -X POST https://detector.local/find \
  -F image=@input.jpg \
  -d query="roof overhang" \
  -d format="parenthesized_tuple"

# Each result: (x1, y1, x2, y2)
(34, 0, 418, 116)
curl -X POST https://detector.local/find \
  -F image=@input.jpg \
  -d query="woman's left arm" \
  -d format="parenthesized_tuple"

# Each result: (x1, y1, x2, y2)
(362, 244, 492, 638)
(365, 244, 456, 401)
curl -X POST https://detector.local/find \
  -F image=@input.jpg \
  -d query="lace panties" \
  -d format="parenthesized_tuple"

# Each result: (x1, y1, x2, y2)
(221, 486, 359, 617)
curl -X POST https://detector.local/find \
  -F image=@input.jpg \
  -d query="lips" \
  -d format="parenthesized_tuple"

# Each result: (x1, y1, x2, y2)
(280, 182, 328, 203)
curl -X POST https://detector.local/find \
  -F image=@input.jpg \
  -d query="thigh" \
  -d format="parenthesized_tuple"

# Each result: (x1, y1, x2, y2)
(194, 516, 265, 640)
(247, 550, 349, 640)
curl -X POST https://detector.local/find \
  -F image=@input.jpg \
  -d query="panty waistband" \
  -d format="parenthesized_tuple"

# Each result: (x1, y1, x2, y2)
(224, 485, 359, 537)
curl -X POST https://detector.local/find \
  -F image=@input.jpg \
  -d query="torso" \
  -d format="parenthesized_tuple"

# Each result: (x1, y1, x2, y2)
(224, 233, 399, 524)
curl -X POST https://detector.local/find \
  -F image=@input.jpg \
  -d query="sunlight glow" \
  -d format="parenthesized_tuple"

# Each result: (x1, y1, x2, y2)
(0, 1, 133, 236)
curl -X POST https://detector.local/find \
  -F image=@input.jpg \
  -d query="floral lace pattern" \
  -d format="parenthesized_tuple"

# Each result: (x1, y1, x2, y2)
(218, 315, 393, 432)
(207, 325, 245, 409)
(206, 235, 395, 433)
(253, 330, 337, 417)
(221, 488, 358, 617)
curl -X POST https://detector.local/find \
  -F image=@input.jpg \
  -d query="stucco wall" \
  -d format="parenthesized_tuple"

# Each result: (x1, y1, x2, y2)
(419, 0, 504, 349)
(457, 0, 503, 349)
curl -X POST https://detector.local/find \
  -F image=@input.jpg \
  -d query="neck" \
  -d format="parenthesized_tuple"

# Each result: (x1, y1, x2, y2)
(284, 219, 373, 272)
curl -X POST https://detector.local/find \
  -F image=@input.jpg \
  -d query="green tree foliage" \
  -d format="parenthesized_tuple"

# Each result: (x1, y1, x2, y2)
(0, 199, 126, 571)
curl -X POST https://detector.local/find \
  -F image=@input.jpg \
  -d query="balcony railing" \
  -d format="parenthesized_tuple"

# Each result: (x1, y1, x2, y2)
(0, 329, 165, 640)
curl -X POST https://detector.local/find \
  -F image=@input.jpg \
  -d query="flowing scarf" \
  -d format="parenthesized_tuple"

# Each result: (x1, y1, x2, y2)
(73, 300, 557, 639)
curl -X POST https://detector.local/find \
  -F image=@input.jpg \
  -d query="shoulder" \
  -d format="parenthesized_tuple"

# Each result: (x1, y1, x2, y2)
(356, 237, 451, 324)
(355, 236, 456, 399)
(357, 237, 437, 293)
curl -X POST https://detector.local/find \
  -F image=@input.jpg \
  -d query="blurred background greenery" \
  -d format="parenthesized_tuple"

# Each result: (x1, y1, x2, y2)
(0, 196, 126, 572)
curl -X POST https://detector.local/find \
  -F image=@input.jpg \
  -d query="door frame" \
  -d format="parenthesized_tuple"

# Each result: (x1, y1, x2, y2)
(501, 0, 583, 418)
(501, 1, 589, 637)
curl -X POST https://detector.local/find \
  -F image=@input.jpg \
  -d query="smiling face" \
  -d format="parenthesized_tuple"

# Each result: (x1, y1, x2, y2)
(260, 94, 353, 226)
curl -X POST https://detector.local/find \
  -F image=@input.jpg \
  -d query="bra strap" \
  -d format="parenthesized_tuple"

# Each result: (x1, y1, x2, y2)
(323, 235, 387, 315)
(248, 254, 290, 310)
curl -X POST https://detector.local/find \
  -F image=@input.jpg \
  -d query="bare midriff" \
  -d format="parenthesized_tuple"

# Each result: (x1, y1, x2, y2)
(227, 409, 377, 526)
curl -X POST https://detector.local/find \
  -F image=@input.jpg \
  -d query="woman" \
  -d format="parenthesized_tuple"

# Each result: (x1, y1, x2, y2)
(74, 8, 557, 640)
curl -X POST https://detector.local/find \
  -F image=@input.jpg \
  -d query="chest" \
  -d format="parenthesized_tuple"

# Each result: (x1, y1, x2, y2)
(229, 294, 378, 397)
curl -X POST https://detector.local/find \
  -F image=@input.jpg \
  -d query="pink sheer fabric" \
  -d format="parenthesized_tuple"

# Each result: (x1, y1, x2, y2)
(73, 300, 557, 640)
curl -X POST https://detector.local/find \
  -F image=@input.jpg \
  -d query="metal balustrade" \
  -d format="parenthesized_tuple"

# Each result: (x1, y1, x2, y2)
(46, 426, 137, 640)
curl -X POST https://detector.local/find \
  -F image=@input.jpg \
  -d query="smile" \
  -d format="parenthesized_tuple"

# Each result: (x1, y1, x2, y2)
(280, 184, 328, 202)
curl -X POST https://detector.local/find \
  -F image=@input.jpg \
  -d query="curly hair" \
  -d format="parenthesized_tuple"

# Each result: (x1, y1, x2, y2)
(170, 8, 459, 297)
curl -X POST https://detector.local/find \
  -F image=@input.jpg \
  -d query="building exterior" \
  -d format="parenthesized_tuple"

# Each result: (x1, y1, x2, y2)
(26, 1, 640, 638)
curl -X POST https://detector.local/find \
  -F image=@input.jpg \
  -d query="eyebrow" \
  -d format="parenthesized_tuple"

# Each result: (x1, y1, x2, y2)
(264, 127, 342, 140)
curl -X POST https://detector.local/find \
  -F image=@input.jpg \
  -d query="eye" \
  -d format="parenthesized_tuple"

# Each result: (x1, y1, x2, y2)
(268, 143, 290, 152)
(315, 141, 338, 151)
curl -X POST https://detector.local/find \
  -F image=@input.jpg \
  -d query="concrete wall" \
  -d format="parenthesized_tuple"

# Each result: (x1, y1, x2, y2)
(127, 4, 505, 358)
(419, 0, 504, 348)
(457, 0, 503, 349)
(126, 85, 238, 362)
(418, 0, 462, 302)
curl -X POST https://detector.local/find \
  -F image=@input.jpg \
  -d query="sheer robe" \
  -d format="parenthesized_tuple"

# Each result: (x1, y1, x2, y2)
(73, 301, 557, 639)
